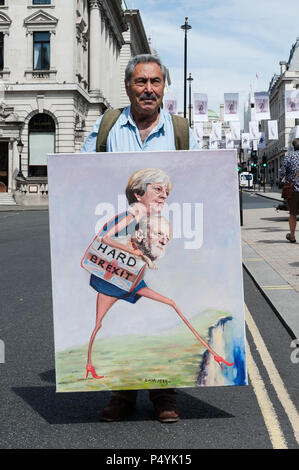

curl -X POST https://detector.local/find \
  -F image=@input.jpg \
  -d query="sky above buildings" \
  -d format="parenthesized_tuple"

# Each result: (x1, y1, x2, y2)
(127, 0, 299, 123)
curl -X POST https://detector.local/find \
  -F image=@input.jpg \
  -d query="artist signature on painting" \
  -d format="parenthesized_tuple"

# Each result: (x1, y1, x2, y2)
(144, 378, 170, 385)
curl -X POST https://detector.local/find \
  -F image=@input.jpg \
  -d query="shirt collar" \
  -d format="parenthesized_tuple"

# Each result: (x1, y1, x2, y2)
(120, 106, 166, 134)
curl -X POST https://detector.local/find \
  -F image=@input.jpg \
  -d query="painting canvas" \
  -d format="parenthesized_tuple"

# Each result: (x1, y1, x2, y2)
(48, 150, 247, 393)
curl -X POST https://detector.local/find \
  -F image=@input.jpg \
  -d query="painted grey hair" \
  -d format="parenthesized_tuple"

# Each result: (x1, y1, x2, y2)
(126, 168, 172, 205)
(125, 54, 167, 85)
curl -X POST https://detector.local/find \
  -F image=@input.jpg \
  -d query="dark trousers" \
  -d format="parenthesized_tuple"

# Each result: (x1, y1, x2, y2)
(111, 388, 177, 404)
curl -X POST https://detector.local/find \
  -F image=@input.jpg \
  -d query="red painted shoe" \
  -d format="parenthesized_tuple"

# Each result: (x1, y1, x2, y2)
(86, 364, 104, 379)
(213, 355, 234, 370)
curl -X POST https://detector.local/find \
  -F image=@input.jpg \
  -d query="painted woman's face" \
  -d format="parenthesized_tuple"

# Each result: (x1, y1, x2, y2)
(135, 182, 169, 213)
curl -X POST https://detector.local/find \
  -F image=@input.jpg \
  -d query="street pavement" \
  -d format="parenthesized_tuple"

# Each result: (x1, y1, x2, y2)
(1, 186, 298, 341)
(241, 187, 299, 339)
(0, 193, 299, 450)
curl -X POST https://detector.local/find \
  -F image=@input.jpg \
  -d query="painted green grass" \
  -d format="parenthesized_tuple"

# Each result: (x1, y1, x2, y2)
(55, 309, 231, 392)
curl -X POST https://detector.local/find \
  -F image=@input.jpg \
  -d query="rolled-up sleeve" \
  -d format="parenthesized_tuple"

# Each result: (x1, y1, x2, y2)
(280, 155, 288, 178)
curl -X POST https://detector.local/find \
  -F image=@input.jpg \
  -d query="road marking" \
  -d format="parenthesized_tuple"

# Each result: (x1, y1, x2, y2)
(261, 285, 294, 290)
(245, 304, 299, 446)
(246, 340, 287, 449)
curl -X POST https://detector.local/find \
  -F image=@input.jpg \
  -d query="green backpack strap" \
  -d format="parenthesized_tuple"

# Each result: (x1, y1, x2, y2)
(171, 114, 190, 150)
(96, 108, 189, 152)
(96, 108, 124, 152)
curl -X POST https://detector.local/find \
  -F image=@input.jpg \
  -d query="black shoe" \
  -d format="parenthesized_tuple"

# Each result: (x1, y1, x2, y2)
(100, 397, 135, 422)
(286, 233, 296, 243)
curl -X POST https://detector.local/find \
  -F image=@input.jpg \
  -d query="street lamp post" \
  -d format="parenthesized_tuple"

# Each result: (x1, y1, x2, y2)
(180, 17, 192, 119)
(187, 72, 194, 127)
(17, 139, 24, 179)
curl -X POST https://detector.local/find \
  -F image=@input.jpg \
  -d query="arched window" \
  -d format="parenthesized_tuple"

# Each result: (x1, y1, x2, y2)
(28, 113, 55, 177)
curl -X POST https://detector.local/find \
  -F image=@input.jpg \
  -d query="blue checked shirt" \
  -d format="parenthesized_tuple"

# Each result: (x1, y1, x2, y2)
(81, 106, 199, 153)
(280, 151, 299, 192)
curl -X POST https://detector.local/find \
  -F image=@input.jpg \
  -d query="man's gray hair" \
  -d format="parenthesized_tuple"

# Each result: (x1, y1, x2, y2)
(125, 54, 167, 85)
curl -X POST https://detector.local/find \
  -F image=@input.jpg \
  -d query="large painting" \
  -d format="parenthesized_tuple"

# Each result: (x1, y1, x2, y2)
(48, 150, 247, 393)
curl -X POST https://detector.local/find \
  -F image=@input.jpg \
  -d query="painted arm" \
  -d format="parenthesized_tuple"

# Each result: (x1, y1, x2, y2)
(101, 204, 148, 257)
(101, 213, 140, 256)
(137, 286, 234, 370)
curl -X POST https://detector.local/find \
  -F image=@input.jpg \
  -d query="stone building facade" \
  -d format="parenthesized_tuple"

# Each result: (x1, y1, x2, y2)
(0, 0, 151, 205)
(260, 38, 299, 184)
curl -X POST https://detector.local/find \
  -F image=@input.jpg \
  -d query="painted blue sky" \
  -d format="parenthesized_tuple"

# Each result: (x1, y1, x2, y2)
(127, 0, 299, 123)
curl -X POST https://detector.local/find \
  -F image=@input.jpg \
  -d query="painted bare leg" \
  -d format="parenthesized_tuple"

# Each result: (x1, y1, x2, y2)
(137, 287, 234, 370)
(86, 294, 118, 379)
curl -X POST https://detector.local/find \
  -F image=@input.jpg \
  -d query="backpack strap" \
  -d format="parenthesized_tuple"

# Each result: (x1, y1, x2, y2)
(171, 114, 190, 150)
(96, 108, 124, 152)
(96, 108, 190, 152)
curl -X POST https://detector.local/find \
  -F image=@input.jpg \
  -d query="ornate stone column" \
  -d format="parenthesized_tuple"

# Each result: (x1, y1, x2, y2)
(88, 0, 102, 95)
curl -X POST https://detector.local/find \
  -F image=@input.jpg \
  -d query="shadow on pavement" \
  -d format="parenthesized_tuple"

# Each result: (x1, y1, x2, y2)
(289, 262, 299, 268)
(260, 217, 289, 222)
(257, 240, 291, 244)
(12, 384, 234, 424)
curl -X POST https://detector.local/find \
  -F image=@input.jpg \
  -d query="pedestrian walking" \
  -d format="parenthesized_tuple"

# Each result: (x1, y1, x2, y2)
(81, 54, 199, 423)
(270, 176, 274, 190)
(280, 138, 299, 243)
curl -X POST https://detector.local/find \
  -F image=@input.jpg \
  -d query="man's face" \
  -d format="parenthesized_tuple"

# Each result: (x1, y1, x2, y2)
(137, 217, 170, 260)
(125, 62, 165, 116)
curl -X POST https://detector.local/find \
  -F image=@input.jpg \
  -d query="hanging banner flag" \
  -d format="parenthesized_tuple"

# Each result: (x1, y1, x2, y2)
(249, 121, 259, 140)
(285, 90, 299, 119)
(254, 92, 270, 120)
(224, 93, 239, 121)
(163, 93, 177, 115)
(212, 122, 222, 141)
(230, 121, 240, 140)
(241, 133, 250, 149)
(268, 120, 278, 140)
(226, 132, 234, 149)
(258, 132, 266, 149)
(209, 135, 218, 149)
(193, 122, 203, 147)
(194, 93, 208, 122)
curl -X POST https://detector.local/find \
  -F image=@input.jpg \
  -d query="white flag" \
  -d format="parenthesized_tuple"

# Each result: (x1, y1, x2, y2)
(254, 92, 270, 120)
(224, 93, 239, 121)
(212, 122, 222, 141)
(230, 121, 240, 140)
(209, 134, 218, 149)
(285, 90, 299, 119)
(193, 122, 203, 146)
(249, 121, 259, 140)
(226, 132, 234, 149)
(258, 132, 266, 149)
(194, 93, 208, 122)
(241, 133, 250, 149)
(268, 120, 278, 140)
(163, 93, 177, 115)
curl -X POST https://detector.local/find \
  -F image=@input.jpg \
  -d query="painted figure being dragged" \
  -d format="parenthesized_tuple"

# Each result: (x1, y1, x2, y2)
(81, 168, 234, 379)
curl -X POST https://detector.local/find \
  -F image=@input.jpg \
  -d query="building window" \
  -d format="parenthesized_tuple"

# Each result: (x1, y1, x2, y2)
(0, 33, 3, 71)
(33, 0, 51, 4)
(29, 114, 55, 177)
(33, 32, 50, 70)
(0, 1, 5, 6)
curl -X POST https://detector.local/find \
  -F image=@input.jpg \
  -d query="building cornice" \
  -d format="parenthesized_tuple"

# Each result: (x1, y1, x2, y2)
(5, 83, 110, 106)
(124, 9, 151, 54)
(99, 0, 127, 49)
